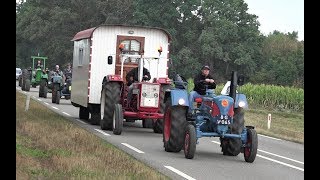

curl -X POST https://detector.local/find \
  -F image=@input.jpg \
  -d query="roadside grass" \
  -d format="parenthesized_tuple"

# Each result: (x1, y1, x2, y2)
(16, 91, 169, 180)
(245, 109, 304, 144)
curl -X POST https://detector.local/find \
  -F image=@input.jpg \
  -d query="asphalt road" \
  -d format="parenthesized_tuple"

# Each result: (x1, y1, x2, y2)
(16, 82, 304, 180)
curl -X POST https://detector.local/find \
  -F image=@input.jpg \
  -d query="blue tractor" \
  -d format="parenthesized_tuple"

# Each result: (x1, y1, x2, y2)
(162, 71, 258, 163)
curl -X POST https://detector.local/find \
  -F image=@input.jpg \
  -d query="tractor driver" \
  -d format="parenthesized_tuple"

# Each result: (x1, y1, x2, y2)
(126, 66, 151, 103)
(188, 65, 216, 115)
(52, 64, 65, 83)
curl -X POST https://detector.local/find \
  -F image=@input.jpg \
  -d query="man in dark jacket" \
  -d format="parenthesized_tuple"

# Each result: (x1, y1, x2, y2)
(188, 65, 216, 114)
(126, 66, 151, 103)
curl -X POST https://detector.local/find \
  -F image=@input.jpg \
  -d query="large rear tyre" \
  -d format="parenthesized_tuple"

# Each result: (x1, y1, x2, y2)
(24, 79, 31, 91)
(153, 85, 171, 133)
(244, 128, 258, 163)
(112, 104, 123, 135)
(100, 82, 120, 130)
(184, 124, 196, 159)
(221, 108, 244, 156)
(79, 106, 89, 120)
(163, 96, 187, 152)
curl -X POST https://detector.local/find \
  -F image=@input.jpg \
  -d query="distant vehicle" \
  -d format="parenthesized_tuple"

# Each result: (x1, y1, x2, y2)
(16, 68, 22, 80)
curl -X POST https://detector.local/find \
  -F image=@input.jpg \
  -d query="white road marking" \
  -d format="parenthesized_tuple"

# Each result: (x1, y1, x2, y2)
(51, 106, 59, 110)
(211, 140, 304, 171)
(44, 102, 49, 105)
(62, 112, 71, 116)
(164, 166, 196, 180)
(258, 149, 304, 164)
(258, 134, 282, 141)
(37, 98, 42, 101)
(121, 143, 144, 154)
(75, 119, 88, 125)
(257, 154, 304, 172)
(94, 128, 111, 136)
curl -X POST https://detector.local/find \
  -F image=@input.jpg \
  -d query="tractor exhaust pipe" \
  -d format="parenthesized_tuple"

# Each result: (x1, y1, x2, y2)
(229, 71, 237, 101)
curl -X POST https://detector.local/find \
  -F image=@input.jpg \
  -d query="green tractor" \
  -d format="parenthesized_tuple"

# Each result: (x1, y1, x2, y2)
(20, 56, 49, 98)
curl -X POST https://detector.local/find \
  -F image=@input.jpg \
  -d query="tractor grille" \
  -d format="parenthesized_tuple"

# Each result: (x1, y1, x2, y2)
(140, 84, 160, 108)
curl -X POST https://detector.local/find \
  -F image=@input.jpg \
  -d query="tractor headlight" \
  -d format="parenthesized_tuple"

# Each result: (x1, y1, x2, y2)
(178, 98, 185, 105)
(154, 93, 158, 98)
(238, 101, 246, 107)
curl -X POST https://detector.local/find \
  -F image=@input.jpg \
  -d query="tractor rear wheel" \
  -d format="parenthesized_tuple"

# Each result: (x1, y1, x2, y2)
(112, 104, 123, 135)
(221, 107, 244, 156)
(244, 128, 258, 163)
(100, 82, 120, 130)
(184, 124, 196, 159)
(24, 79, 31, 91)
(153, 85, 171, 133)
(163, 96, 187, 152)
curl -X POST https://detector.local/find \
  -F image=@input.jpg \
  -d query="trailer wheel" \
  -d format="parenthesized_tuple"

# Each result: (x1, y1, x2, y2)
(100, 82, 120, 130)
(163, 96, 187, 152)
(153, 85, 171, 133)
(112, 104, 123, 135)
(90, 112, 100, 125)
(79, 106, 89, 120)
(221, 108, 244, 156)
(244, 128, 258, 163)
(143, 119, 153, 128)
(184, 124, 196, 159)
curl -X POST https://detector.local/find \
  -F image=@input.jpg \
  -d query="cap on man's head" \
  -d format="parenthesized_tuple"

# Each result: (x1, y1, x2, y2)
(201, 65, 210, 70)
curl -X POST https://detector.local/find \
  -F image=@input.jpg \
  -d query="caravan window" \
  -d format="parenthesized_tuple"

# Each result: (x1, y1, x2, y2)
(120, 39, 141, 63)
(79, 48, 83, 66)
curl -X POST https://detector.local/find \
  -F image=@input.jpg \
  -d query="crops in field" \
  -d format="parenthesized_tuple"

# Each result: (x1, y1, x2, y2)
(186, 78, 304, 113)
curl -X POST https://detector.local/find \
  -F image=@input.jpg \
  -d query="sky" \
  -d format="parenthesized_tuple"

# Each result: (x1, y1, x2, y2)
(244, 0, 304, 41)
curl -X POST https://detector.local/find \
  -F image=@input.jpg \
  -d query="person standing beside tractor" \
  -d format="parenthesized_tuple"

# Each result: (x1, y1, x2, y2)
(126, 66, 151, 103)
(188, 65, 216, 115)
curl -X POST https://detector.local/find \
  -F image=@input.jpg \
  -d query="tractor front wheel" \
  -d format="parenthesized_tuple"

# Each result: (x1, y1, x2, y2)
(244, 128, 258, 163)
(112, 104, 123, 135)
(184, 124, 196, 159)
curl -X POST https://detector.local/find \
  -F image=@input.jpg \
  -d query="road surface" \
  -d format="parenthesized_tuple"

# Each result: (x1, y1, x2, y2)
(16, 82, 304, 180)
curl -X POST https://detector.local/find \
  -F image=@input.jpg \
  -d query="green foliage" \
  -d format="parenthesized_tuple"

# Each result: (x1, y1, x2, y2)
(16, 0, 303, 89)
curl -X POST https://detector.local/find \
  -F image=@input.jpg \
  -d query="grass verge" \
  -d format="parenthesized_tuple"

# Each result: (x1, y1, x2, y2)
(245, 109, 303, 144)
(16, 91, 169, 180)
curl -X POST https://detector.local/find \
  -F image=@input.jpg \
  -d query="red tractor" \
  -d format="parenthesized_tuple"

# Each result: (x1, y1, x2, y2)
(100, 46, 171, 135)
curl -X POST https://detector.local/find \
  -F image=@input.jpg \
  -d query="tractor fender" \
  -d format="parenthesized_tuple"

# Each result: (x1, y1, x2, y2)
(234, 93, 248, 109)
(165, 89, 189, 107)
